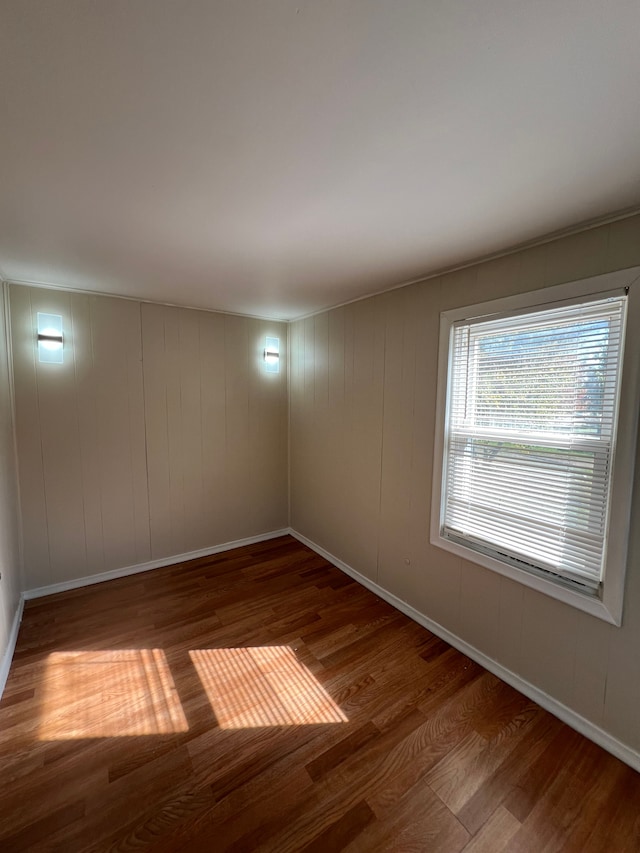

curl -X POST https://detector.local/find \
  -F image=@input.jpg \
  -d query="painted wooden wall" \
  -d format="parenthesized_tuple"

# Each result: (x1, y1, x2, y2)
(0, 284, 23, 676)
(10, 287, 288, 589)
(141, 303, 288, 558)
(290, 214, 640, 753)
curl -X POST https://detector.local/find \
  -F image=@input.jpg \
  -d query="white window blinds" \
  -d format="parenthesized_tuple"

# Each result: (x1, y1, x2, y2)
(442, 293, 627, 592)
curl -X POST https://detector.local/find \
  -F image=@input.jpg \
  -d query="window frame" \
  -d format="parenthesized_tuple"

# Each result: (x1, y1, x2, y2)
(431, 267, 640, 626)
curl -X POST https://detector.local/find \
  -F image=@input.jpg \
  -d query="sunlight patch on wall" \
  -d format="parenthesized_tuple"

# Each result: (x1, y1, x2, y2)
(189, 646, 347, 728)
(38, 649, 188, 739)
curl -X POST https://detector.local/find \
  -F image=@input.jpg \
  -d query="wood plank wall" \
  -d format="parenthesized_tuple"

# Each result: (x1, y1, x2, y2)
(141, 304, 288, 557)
(289, 214, 640, 755)
(0, 284, 22, 669)
(10, 287, 288, 590)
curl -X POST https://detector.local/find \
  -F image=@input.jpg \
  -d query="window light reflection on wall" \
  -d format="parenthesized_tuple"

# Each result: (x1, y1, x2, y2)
(37, 312, 64, 364)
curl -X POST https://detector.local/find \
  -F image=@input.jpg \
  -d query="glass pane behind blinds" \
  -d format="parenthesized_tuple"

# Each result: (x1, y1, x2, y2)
(443, 295, 626, 588)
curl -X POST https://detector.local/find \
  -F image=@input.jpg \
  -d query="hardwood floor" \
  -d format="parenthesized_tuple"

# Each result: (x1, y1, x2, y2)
(1, 535, 638, 851)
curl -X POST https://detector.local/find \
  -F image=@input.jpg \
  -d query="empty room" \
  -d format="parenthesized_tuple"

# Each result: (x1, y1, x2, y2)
(1, 2, 640, 850)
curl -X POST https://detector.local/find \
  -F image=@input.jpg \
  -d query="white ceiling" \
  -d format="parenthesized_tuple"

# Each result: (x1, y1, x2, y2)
(1, 1, 639, 320)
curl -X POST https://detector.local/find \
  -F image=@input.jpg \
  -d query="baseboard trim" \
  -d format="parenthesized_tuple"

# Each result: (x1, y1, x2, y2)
(289, 528, 640, 774)
(23, 529, 291, 601)
(0, 595, 25, 699)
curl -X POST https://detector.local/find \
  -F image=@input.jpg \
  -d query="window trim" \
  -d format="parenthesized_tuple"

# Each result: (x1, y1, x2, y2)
(431, 267, 640, 626)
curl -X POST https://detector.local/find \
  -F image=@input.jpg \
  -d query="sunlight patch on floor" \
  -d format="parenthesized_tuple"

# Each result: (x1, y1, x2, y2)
(38, 649, 188, 739)
(190, 646, 348, 728)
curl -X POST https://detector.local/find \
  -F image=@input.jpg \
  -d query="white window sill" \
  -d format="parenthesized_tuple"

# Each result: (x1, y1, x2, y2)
(431, 531, 621, 625)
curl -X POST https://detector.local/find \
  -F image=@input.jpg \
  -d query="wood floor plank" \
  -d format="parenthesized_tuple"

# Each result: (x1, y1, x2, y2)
(577, 765, 640, 852)
(0, 688, 35, 709)
(0, 799, 86, 853)
(460, 805, 521, 853)
(0, 535, 638, 851)
(305, 721, 381, 781)
(154, 748, 318, 851)
(425, 697, 540, 815)
(365, 675, 511, 820)
(507, 737, 635, 853)
(233, 709, 431, 852)
(300, 800, 376, 853)
(345, 777, 470, 853)
(456, 708, 563, 835)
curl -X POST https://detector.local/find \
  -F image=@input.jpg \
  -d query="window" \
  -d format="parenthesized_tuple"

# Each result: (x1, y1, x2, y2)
(431, 269, 640, 625)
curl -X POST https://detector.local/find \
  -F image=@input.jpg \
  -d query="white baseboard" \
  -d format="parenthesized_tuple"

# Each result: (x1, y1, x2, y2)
(23, 529, 290, 600)
(289, 528, 640, 774)
(0, 595, 24, 698)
